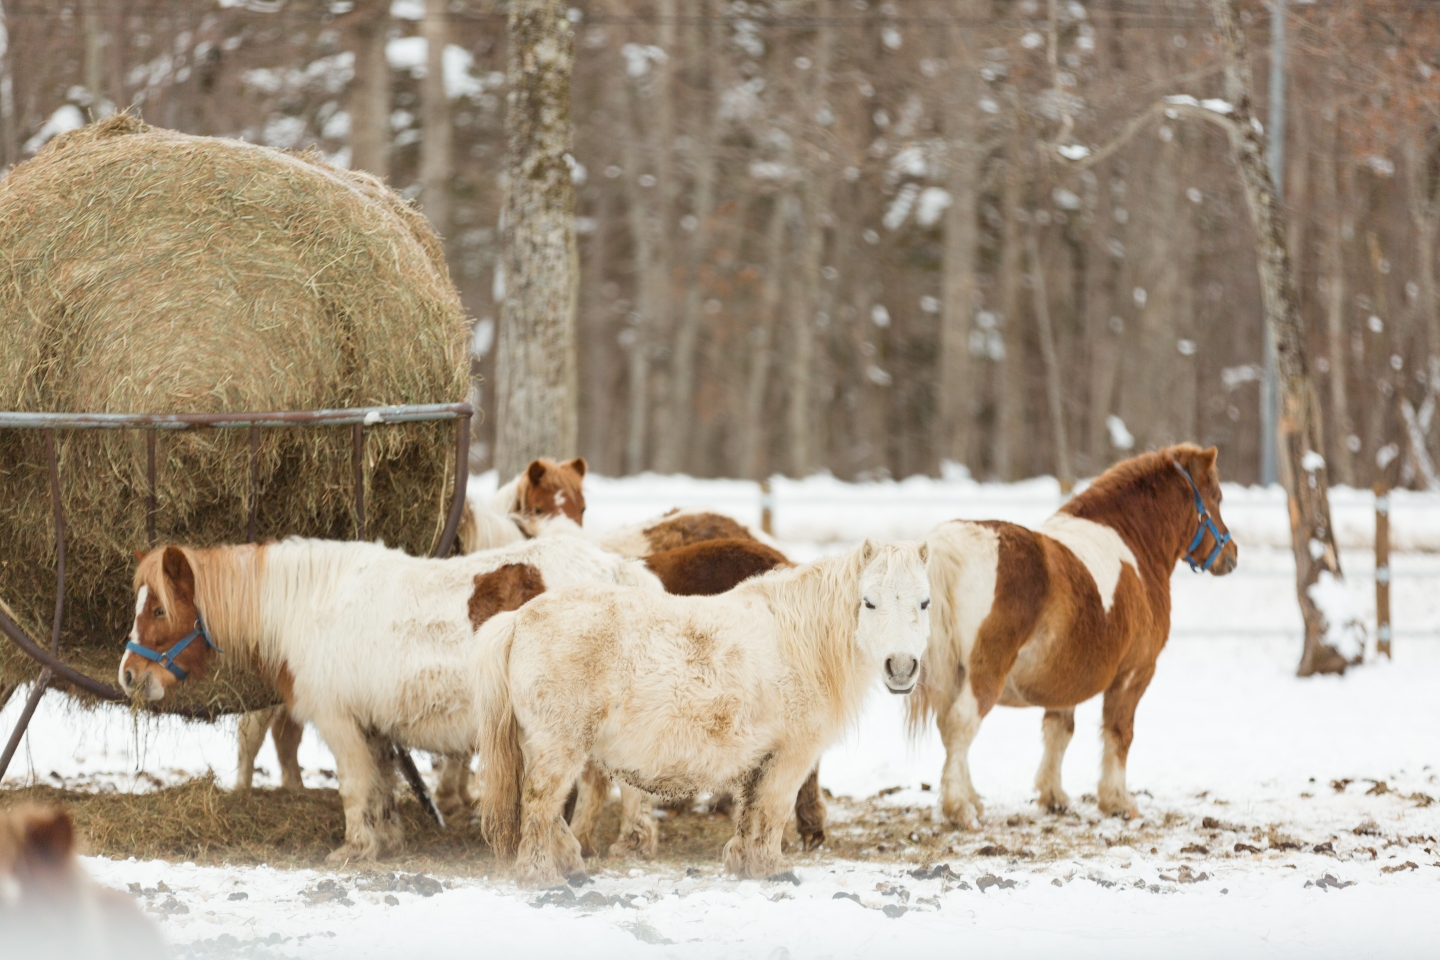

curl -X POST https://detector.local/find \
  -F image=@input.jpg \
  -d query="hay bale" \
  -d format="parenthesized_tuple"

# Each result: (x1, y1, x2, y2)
(0, 117, 469, 713)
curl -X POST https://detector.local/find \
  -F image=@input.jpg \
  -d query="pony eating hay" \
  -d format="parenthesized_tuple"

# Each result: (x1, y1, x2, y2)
(913, 444, 1237, 828)
(117, 535, 660, 862)
(475, 539, 931, 885)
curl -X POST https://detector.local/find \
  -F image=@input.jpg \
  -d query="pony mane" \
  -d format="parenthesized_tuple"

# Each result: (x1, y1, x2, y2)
(738, 545, 872, 728)
(1064, 444, 1209, 516)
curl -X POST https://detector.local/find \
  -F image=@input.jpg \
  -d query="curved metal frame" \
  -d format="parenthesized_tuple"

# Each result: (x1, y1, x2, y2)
(0, 403, 472, 787)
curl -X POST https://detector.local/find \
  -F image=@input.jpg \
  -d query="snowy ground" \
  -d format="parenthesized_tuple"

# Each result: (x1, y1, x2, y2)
(3, 474, 1439, 957)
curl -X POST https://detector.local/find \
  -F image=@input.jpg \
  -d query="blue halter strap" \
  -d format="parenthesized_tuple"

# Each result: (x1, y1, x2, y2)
(1173, 461, 1231, 573)
(125, 611, 222, 681)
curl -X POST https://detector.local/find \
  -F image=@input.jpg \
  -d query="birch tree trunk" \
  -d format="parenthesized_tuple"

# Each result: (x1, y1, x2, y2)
(1210, 0, 1348, 676)
(494, 0, 579, 479)
(350, 1, 390, 179)
(419, 0, 452, 238)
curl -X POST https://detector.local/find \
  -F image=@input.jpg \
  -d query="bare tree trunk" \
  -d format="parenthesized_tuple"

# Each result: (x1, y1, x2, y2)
(655, 1, 719, 474)
(641, 0, 678, 468)
(938, 119, 980, 472)
(494, 0, 579, 479)
(419, 0, 452, 238)
(81, 0, 108, 113)
(1321, 125, 1354, 485)
(1026, 228, 1074, 491)
(1405, 134, 1440, 383)
(350, 2, 390, 178)
(0, 1, 16, 170)
(620, 84, 657, 475)
(740, 193, 793, 480)
(787, 176, 825, 477)
(993, 148, 1027, 480)
(1210, 0, 1347, 676)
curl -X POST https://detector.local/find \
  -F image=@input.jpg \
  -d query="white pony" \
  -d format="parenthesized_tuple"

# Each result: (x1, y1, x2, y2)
(118, 534, 659, 863)
(233, 456, 587, 801)
(475, 539, 931, 885)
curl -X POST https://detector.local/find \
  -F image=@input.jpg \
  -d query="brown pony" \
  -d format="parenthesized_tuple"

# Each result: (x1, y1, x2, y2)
(0, 805, 164, 958)
(913, 444, 1238, 828)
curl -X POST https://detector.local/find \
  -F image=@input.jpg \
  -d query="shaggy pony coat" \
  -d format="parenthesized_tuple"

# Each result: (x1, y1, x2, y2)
(475, 540, 930, 885)
(118, 534, 659, 862)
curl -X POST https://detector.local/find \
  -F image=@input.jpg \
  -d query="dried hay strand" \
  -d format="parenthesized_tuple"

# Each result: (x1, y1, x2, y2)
(0, 116, 469, 713)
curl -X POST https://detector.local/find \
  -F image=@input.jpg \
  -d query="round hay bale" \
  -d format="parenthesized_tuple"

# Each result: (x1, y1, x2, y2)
(0, 117, 469, 714)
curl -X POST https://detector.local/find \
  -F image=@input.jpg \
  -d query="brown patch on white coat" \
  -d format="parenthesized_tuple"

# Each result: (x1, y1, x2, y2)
(912, 444, 1238, 829)
(598, 507, 766, 559)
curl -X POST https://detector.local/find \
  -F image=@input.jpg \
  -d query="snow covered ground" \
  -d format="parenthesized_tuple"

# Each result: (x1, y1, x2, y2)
(3, 474, 1439, 958)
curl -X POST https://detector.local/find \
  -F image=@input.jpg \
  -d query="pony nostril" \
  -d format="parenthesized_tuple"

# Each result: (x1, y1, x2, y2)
(122, 669, 134, 687)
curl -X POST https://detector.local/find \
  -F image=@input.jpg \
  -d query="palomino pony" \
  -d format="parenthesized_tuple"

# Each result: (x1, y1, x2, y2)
(118, 534, 660, 862)
(913, 444, 1237, 828)
(1, 805, 164, 959)
(233, 456, 588, 802)
(475, 539, 931, 885)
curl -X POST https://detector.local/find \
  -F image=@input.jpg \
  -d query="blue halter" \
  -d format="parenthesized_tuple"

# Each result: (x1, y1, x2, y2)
(1174, 461, 1231, 573)
(125, 611, 222, 681)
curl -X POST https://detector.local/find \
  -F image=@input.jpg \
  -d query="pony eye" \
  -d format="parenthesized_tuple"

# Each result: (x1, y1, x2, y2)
(920, 599, 930, 610)
(863, 599, 876, 610)
(153, 607, 165, 618)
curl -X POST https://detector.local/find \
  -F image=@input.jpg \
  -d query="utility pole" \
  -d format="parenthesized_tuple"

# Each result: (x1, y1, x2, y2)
(1261, 0, 1286, 486)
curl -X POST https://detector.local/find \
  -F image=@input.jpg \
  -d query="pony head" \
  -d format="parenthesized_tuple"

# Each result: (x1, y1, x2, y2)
(515, 458, 587, 528)
(1171, 444, 1237, 576)
(855, 539, 931, 694)
(118, 546, 212, 700)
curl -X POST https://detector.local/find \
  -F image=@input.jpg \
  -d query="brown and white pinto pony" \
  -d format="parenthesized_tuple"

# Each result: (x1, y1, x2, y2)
(475, 539, 931, 886)
(117, 534, 660, 863)
(912, 444, 1238, 828)
(596, 507, 769, 558)
(0, 805, 164, 959)
(233, 456, 588, 803)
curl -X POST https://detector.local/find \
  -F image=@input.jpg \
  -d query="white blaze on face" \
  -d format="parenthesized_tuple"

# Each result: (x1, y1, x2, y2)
(553, 490, 566, 508)
(129, 584, 148, 643)
(1040, 513, 1137, 613)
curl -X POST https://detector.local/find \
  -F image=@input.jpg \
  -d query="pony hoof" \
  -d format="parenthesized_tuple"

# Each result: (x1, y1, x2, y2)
(1037, 791, 1070, 814)
(325, 842, 376, 865)
(799, 828, 825, 851)
(942, 799, 982, 831)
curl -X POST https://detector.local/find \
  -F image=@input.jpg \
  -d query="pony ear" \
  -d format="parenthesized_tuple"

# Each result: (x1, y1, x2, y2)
(860, 539, 877, 563)
(22, 807, 75, 867)
(526, 459, 548, 487)
(917, 541, 930, 564)
(1195, 446, 1218, 475)
(566, 456, 587, 479)
(133, 548, 147, 564)
(161, 546, 195, 599)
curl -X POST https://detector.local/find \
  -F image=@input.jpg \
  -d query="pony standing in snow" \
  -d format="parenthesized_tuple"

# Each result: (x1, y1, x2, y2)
(118, 534, 659, 863)
(476, 540, 931, 885)
(232, 456, 588, 802)
(913, 444, 1237, 828)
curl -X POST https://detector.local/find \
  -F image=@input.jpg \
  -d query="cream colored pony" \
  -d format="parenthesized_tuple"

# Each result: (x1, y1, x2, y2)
(118, 534, 659, 863)
(475, 540, 931, 885)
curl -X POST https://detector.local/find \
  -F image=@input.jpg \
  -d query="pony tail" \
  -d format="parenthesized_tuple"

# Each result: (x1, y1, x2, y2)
(474, 611, 524, 859)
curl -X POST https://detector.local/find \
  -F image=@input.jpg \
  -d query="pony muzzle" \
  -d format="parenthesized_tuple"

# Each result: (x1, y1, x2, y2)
(883, 654, 919, 694)
(118, 653, 167, 701)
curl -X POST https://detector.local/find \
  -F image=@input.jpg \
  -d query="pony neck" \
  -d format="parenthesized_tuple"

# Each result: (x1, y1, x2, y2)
(185, 544, 267, 666)
(745, 546, 870, 727)
(1062, 463, 1195, 578)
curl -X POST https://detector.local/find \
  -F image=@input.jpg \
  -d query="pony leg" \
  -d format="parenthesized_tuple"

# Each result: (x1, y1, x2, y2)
(235, 707, 275, 794)
(608, 785, 659, 860)
(1098, 665, 1155, 819)
(514, 750, 587, 887)
(270, 708, 305, 791)
(368, 733, 404, 853)
(317, 719, 383, 863)
(722, 751, 814, 879)
(570, 762, 611, 858)
(434, 753, 475, 820)
(936, 684, 985, 829)
(1035, 708, 1075, 812)
(793, 766, 826, 850)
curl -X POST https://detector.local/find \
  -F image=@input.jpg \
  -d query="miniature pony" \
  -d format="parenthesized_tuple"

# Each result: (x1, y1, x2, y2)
(476, 539, 931, 885)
